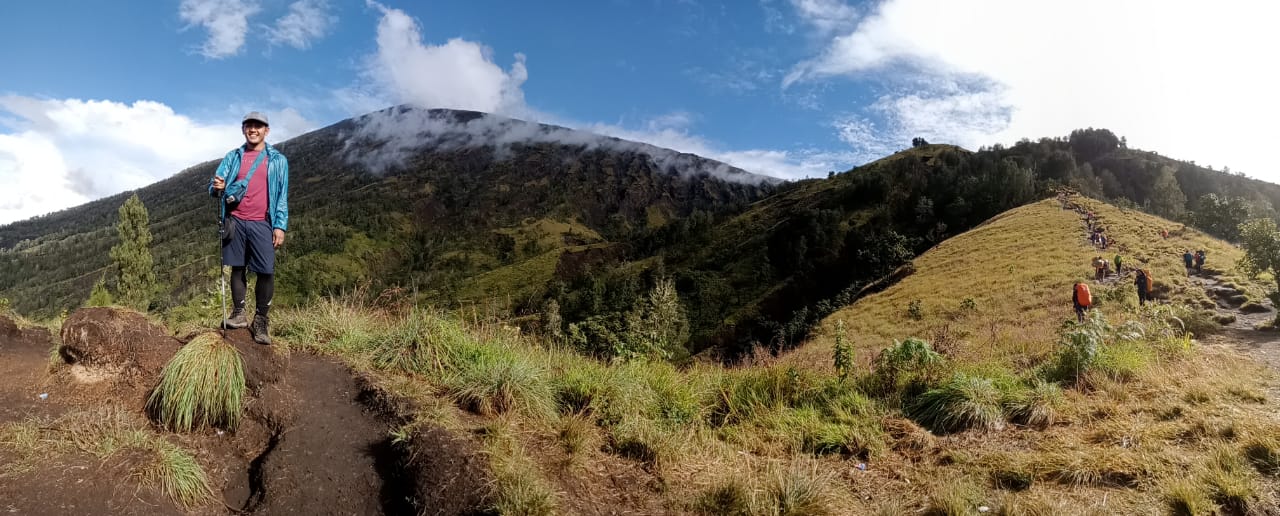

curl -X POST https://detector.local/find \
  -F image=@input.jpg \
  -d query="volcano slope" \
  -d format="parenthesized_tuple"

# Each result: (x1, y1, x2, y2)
(784, 195, 1280, 513)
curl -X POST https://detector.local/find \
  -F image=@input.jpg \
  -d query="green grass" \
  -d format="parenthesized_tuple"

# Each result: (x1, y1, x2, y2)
(146, 332, 246, 431)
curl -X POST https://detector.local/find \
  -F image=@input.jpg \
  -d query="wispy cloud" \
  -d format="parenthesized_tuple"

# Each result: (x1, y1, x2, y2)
(268, 0, 337, 50)
(179, 0, 261, 59)
(786, 0, 1280, 180)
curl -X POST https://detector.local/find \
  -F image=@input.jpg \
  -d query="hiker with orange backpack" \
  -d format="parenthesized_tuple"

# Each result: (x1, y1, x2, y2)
(1135, 269, 1152, 307)
(1073, 282, 1092, 323)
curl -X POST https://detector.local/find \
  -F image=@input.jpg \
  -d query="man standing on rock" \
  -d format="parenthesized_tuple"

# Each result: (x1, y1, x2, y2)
(208, 112, 289, 345)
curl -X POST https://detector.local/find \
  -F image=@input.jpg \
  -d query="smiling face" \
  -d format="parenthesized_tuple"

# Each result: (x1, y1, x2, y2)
(242, 121, 269, 149)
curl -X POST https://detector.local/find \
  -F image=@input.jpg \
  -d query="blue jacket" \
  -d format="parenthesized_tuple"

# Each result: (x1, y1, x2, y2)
(207, 144, 289, 231)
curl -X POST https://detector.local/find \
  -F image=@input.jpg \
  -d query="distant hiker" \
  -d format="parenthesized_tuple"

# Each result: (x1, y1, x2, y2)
(1073, 282, 1092, 323)
(1099, 234, 1108, 250)
(1182, 250, 1194, 276)
(1195, 250, 1206, 274)
(1113, 254, 1123, 276)
(208, 111, 290, 345)
(1092, 256, 1107, 281)
(1135, 268, 1152, 307)
(1161, 228, 1169, 239)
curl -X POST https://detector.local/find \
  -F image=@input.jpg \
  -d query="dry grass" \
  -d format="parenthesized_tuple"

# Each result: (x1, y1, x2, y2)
(0, 408, 213, 508)
(256, 195, 1280, 513)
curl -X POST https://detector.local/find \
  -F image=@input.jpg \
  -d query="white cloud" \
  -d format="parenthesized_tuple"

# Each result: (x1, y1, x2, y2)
(786, 0, 1280, 181)
(179, 0, 261, 59)
(583, 115, 853, 180)
(363, 1, 529, 116)
(0, 97, 311, 224)
(789, 0, 858, 35)
(268, 0, 336, 49)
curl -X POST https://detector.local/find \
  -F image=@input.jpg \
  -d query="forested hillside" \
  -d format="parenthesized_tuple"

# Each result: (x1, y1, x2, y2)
(1, 112, 1276, 360)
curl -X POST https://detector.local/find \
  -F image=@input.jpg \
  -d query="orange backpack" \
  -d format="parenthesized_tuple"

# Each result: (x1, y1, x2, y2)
(1140, 269, 1153, 291)
(1075, 283, 1092, 307)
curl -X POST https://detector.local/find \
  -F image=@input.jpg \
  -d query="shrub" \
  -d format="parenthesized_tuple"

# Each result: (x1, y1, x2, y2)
(146, 333, 245, 431)
(907, 300, 924, 320)
(867, 337, 944, 397)
(909, 373, 1005, 434)
(832, 321, 854, 381)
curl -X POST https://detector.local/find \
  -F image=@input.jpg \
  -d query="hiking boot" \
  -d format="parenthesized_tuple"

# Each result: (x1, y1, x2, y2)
(250, 314, 272, 345)
(222, 309, 249, 329)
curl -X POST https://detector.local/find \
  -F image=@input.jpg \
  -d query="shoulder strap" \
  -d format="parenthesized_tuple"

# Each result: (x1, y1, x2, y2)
(241, 148, 269, 185)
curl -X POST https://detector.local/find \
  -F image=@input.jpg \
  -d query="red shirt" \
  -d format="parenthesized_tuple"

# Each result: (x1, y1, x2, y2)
(230, 149, 270, 221)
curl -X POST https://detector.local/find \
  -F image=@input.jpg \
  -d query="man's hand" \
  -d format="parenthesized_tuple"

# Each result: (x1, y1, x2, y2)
(212, 176, 226, 191)
(273, 229, 285, 249)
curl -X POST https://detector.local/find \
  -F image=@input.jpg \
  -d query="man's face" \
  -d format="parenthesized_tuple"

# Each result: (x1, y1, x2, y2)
(242, 121, 269, 146)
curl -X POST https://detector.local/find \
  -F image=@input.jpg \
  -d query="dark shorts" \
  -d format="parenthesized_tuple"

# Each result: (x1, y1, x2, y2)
(222, 216, 275, 274)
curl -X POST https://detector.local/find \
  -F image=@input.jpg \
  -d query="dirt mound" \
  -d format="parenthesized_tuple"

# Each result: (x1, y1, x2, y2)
(0, 315, 55, 423)
(59, 307, 180, 380)
(394, 426, 494, 515)
(0, 314, 52, 355)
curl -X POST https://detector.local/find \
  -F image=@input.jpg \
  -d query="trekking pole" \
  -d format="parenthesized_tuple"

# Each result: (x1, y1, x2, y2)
(219, 220, 227, 330)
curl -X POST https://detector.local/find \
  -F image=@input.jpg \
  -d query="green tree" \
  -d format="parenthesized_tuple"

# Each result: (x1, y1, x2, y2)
(624, 276, 690, 360)
(86, 276, 114, 307)
(108, 194, 156, 311)
(1238, 218, 1280, 297)
(1148, 166, 1187, 219)
(1191, 193, 1252, 241)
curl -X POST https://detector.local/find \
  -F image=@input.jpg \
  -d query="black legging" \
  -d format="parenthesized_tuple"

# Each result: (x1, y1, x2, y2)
(230, 267, 274, 317)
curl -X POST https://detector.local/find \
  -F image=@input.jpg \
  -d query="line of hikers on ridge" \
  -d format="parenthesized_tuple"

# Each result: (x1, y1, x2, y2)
(1074, 248, 1209, 323)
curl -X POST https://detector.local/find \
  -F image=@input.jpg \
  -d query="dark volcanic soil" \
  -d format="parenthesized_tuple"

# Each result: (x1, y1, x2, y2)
(1, 312, 490, 516)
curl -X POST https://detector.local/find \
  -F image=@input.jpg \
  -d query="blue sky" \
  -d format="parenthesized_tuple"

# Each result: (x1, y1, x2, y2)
(1, 0, 1277, 224)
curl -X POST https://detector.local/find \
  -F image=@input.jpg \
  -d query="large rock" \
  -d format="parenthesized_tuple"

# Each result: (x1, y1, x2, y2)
(59, 307, 180, 378)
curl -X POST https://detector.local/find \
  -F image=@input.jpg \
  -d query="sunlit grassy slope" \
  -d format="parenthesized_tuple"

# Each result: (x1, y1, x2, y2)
(789, 196, 1261, 372)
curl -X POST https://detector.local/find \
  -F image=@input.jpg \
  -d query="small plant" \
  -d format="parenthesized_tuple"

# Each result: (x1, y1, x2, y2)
(959, 297, 977, 312)
(909, 373, 1005, 433)
(832, 321, 854, 381)
(907, 300, 924, 320)
(146, 333, 245, 431)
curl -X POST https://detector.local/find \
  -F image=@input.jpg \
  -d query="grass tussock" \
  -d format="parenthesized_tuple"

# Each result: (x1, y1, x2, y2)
(909, 373, 1006, 434)
(751, 459, 839, 516)
(1003, 379, 1064, 428)
(1162, 476, 1216, 516)
(481, 420, 558, 516)
(146, 332, 245, 431)
(926, 477, 983, 516)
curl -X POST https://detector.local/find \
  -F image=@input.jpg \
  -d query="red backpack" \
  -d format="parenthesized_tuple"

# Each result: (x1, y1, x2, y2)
(1075, 283, 1092, 307)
